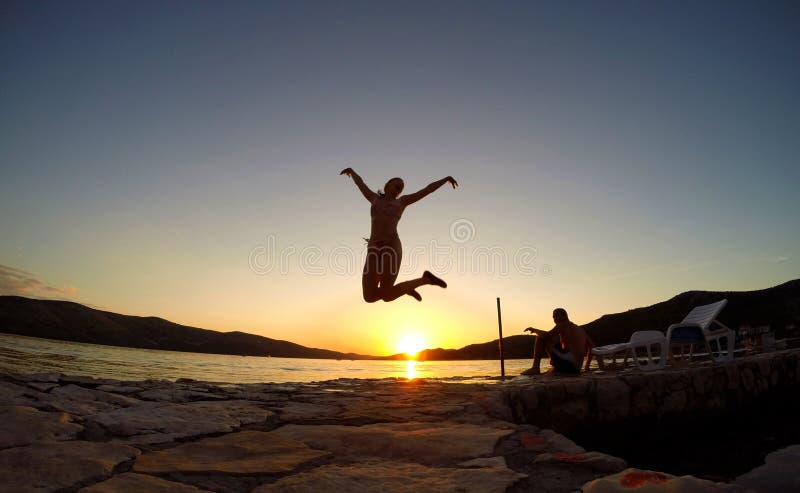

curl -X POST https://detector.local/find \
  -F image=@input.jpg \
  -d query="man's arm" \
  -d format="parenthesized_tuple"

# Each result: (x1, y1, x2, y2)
(524, 327, 551, 337)
(399, 176, 458, 206)
(340, 168, 378, 202)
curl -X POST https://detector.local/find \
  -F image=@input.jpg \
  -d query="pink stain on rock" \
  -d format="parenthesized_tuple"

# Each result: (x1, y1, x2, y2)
(619, 471, 671, 488)
(553, 452, 588, 462)
(520, 435, 546, 449)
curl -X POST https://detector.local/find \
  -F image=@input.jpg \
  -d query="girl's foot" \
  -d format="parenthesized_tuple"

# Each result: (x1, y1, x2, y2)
(423, 270, 447, 288)
(407, 290, 422, 301)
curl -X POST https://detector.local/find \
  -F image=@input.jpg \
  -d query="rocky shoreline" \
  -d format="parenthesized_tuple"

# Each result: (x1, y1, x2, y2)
(2, 352, 799, 492)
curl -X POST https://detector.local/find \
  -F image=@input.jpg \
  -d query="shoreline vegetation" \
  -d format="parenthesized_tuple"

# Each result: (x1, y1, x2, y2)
(1, 279, 798, 361)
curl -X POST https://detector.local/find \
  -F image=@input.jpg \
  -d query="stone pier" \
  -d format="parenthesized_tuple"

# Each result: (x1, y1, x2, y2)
(504, 350, 800, 435)
(1, 349, 799, 492)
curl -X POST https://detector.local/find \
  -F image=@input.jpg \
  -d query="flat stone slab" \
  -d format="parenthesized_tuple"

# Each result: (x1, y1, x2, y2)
(79, 473, 213, 492)
(272, 401, 342, 422)
(252, 461, 526, 493)
(734, 444, 800, 493)
(583, 468, 750, 492)
(0, 405, 83, 449)
(270, 421, 514, 466)
(533, 451, 627, 473)
(86, 400, 273, 440)
(27, 384, 143, 416)
(0, 381, 49, 409)
(133, 430, 329, 475)
(0, 441, 140, 493)
(95, 384, 144, 394)
(137, 388, 228, 402)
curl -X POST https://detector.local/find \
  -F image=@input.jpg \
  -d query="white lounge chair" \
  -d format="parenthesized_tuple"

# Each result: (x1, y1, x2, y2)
(666, 299, 734, 363)
(592, 330, 668, 372)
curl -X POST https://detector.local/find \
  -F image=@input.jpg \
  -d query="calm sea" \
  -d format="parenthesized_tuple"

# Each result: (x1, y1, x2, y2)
(0, 333, 542, 384)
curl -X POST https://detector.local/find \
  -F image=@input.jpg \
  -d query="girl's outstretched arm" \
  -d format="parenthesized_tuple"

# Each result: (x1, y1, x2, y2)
(400, 176, 458, 206)
(340, 167, 378, 202)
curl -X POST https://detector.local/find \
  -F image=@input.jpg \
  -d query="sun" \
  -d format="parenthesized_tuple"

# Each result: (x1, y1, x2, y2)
(397, 334, 426, 359)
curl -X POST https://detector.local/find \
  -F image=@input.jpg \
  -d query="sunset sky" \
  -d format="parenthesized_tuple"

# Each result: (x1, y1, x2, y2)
(2, 1, 798, 356)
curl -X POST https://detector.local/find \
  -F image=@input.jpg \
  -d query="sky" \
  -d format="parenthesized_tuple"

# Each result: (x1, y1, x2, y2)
(1, 1, 798, 356)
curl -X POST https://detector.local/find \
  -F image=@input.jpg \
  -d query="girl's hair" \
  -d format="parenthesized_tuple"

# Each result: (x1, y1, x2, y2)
(377, 177, 402, 198)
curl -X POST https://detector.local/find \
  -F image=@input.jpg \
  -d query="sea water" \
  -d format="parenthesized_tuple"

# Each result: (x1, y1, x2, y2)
(0, 332, 543, 384)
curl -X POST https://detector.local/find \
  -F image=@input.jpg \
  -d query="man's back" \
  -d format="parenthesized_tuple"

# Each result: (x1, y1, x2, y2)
(557, 321, 588, 366)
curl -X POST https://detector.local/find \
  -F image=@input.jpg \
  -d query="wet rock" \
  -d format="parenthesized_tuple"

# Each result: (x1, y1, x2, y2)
(14, 372, 61, 383)
(691, 367, 713, 396)
(741, 368, 755, 392)
(595, 378, 629, 423)
(137, 388, 227, 402)
(583, 468, 749, 492)
(725, 365, 740, 389)
(52, 384, 140, 407)
(86, 400, 274, 440)
(78, 473, 212, 492)
(0, 406, 82, 449)
(133, 430, 329, 475)
(563, 379, 592, 396)
(659, 389, 687, 416)
(252, 461, 526, 493)
(0, 381, 49, 409)
(27, 382, 59, 393)
(552, 397, 590, 431)
(519, 387, 538, 410)
(0, 441, 140, 492)
(95, 385, 143, 394)
(60, 375, 110, 386)
(533, 451, 626, 473)
(734, 444, 800, 493)
(41, 384, 141, 416)
(630, 386, 656, 417)
(271, 421, 514, 466)
(538, 429, 585, 454)
(459, 456, 508, 468)
(273, 401, 341, 422)
(518, 433, 548, 452)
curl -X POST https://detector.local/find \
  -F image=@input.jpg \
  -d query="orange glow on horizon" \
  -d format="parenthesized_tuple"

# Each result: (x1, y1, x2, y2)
(396, 333, 426, 359)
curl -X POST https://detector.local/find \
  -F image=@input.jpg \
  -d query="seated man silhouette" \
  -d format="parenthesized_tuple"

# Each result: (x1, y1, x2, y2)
(521, 308, 593, 375)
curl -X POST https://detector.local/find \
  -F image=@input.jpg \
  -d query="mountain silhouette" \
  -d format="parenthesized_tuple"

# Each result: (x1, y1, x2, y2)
(2, 279, 798, 360)
(0, 296, 368, 359)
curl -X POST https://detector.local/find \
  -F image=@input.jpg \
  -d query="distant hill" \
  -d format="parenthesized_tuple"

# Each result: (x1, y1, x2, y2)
(2, 279, 799, 361)
(380, 279, 800, 360)
(0, 296, 369, 360)
(583, 279, 800, 346)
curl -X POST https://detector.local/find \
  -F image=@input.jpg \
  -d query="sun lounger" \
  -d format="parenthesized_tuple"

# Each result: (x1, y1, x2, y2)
(592, 330, 668, 372)
(666, 299, 734, 363)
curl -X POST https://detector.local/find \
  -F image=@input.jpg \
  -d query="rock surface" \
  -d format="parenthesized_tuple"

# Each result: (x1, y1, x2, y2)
(252, 461, 526, 493)
(133, 430, 329, 475)
(270, 421, 513, 465)
(734, 444, 800, 493)
(1, 351, 798, 493)
(582, 468, 750, 492)
(86, 400, 273, 442)
(0, 441, 139, 492)
(78, 473, 213, 493)
(0, 405, 83, 448)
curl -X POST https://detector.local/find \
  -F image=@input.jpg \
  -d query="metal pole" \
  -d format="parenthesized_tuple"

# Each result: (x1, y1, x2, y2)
(497, 297, 505, 379)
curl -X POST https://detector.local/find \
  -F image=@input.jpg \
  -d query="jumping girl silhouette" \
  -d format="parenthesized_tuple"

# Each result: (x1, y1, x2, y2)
(340, 167, 458, 302)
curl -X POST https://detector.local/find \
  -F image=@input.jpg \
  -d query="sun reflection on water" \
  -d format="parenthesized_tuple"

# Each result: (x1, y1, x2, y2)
(406, 360, 417, 380)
